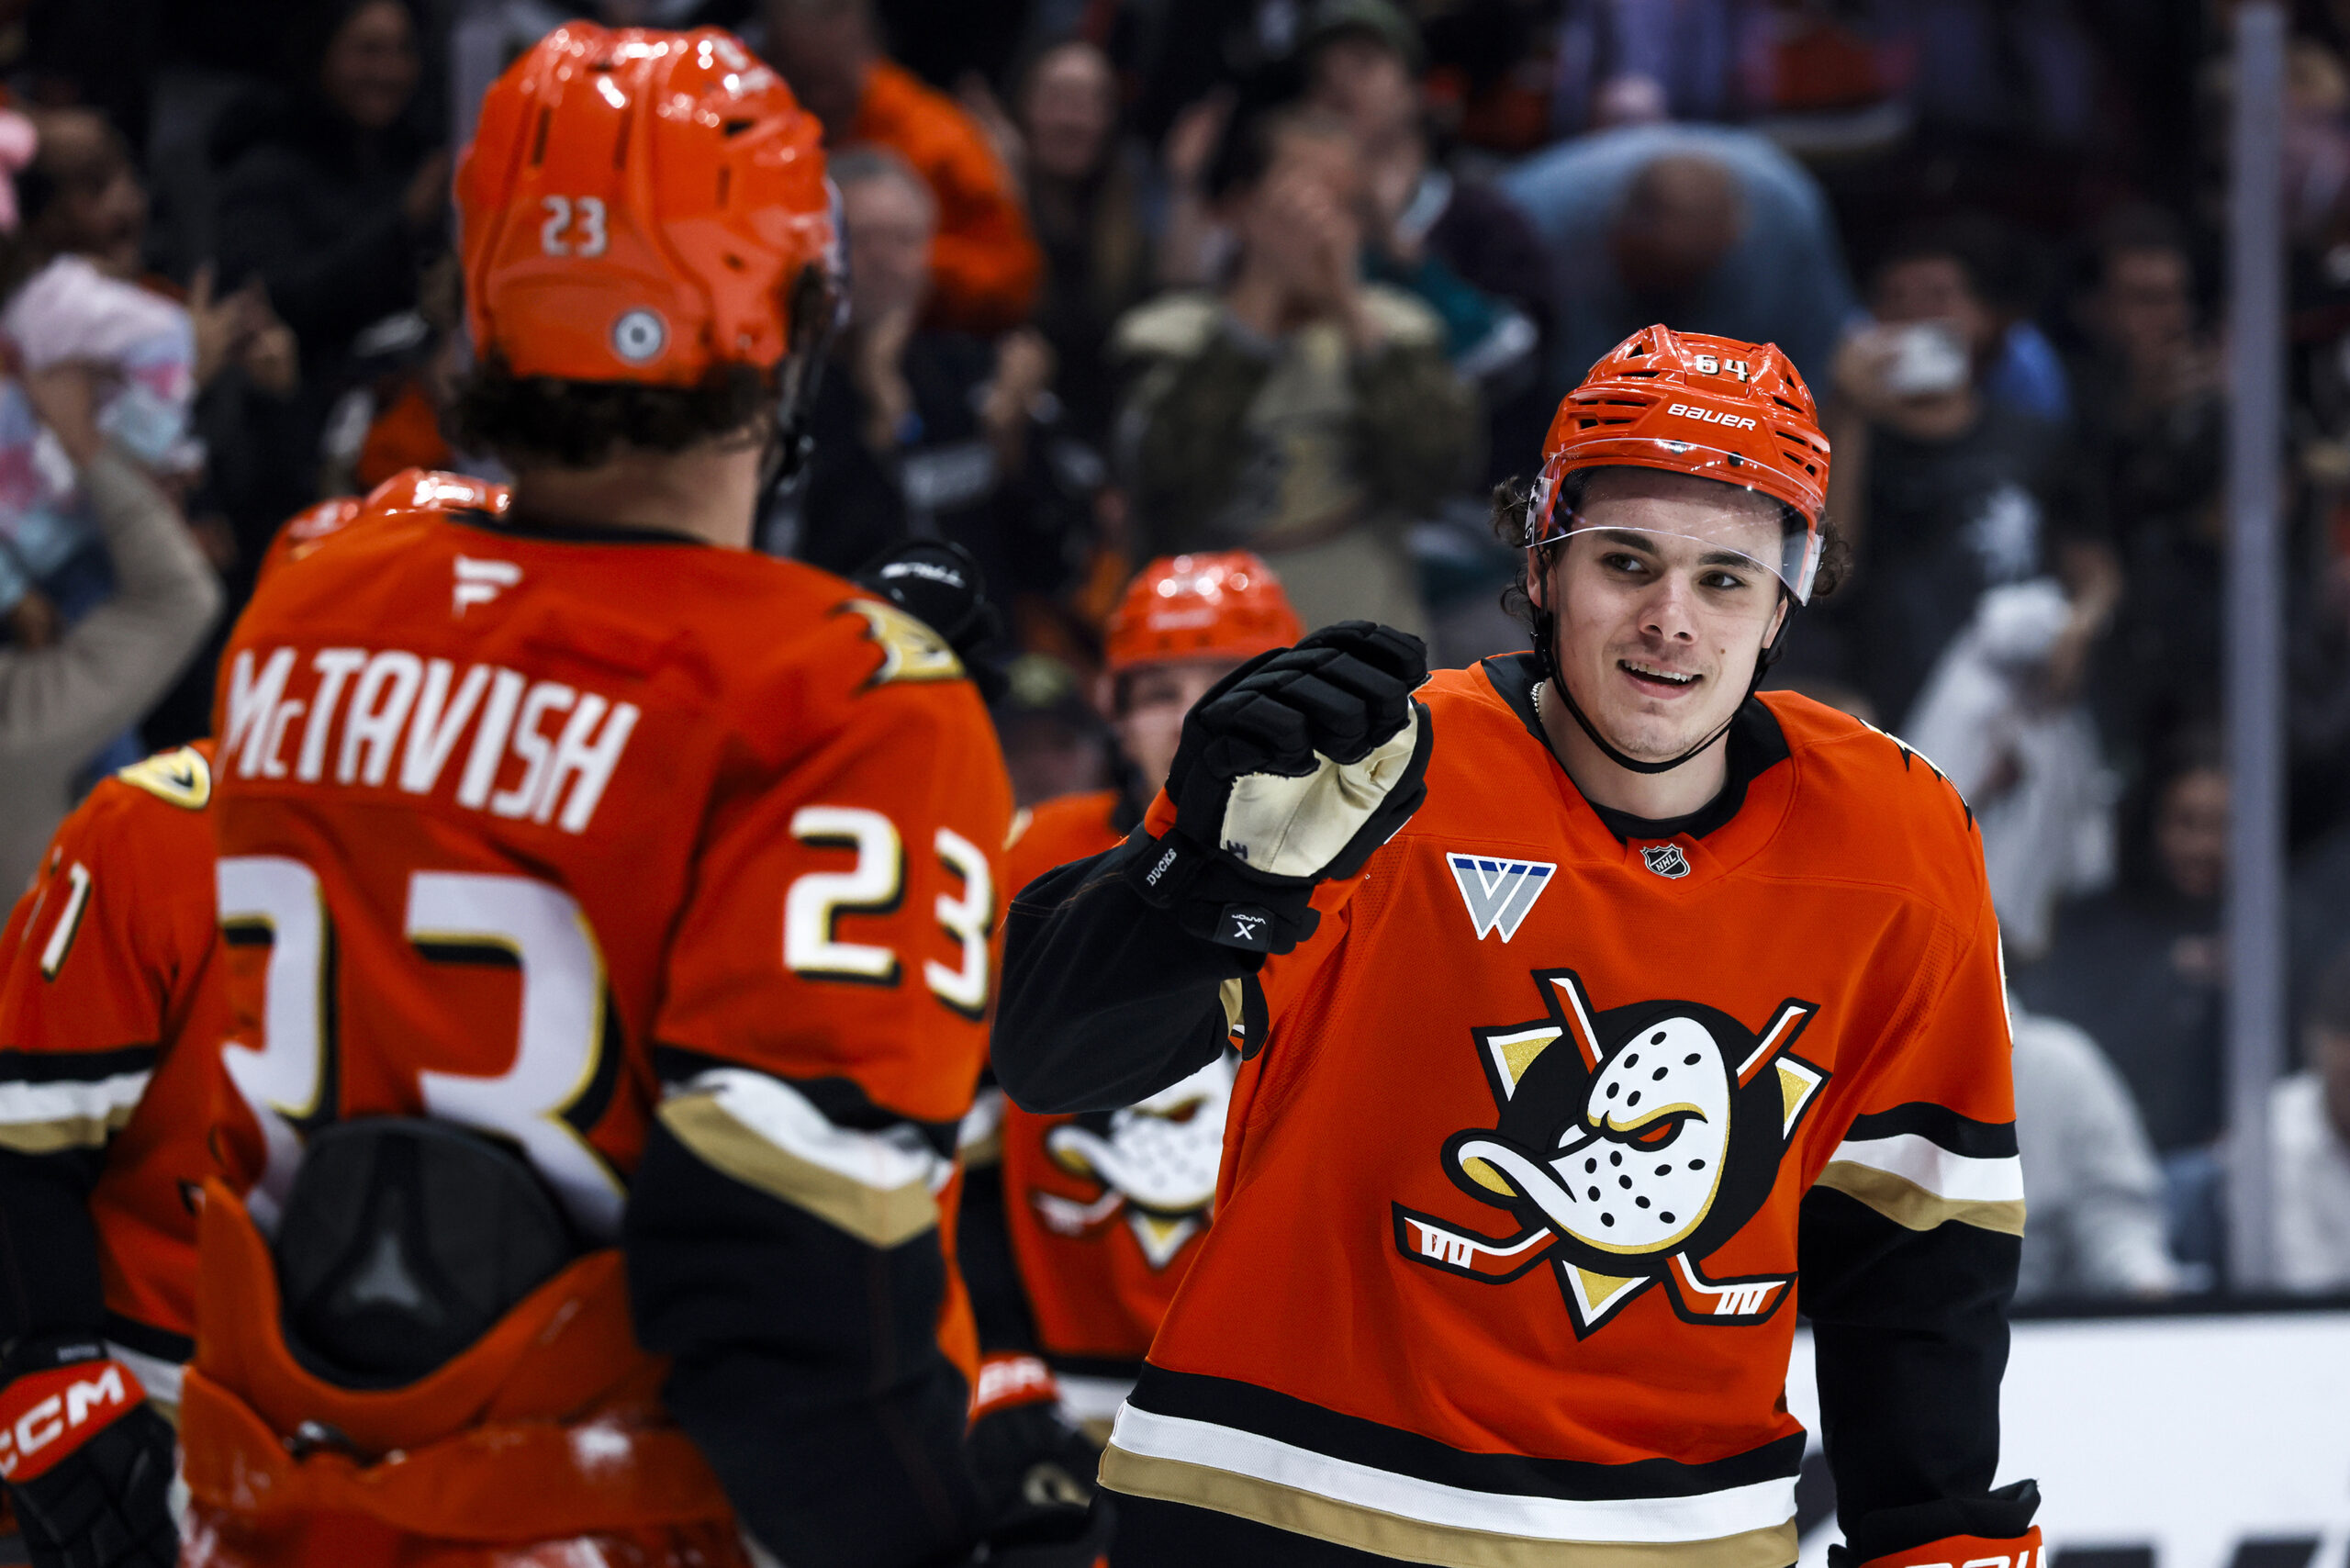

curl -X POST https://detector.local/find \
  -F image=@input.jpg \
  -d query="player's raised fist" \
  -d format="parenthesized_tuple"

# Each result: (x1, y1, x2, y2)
(1129, 622, 1432, 956)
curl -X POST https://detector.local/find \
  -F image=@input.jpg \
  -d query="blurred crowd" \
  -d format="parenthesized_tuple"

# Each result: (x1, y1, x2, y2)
(5, 0, 2350, 1302)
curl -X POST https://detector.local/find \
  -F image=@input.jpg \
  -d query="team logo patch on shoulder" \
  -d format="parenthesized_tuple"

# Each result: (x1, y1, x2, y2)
(1447, 855, 1554, 943)
(1639, 844, 1691, 879)
(113, 746, 210, 810)
(1393, 969, 1827, 1336)
(842, 599, 964, 687)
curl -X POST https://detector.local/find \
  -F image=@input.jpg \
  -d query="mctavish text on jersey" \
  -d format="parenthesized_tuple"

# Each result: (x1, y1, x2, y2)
(220, 644, 641, 834)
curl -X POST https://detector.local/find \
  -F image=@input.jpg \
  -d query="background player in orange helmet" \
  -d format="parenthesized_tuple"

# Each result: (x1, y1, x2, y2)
(182, 26, 1090, 1568)
(959, 551, 1303, 1444)
(0, 473, 500, 1568)
(998, 326, 2044, 1568)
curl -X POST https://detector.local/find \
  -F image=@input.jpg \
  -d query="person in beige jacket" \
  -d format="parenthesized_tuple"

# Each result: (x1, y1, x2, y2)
(1, 363, 222, 891)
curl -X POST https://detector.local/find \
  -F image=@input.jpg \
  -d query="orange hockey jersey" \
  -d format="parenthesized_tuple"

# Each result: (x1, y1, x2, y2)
(192, 475, 1013, 1559)
(997, 655, 2029, 1568)
(992, 789, 1229, 1429)
(0, 741, 240, 1400)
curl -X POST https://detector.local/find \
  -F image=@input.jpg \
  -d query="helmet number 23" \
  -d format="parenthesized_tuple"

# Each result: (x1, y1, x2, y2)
(541, 195, 609, 258)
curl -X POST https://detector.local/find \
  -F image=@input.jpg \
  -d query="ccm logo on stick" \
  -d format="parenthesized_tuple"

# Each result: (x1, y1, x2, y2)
(1666, 403, 1759, 431)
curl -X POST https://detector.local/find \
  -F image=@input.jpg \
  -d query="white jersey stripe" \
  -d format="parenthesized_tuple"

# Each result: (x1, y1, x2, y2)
(1106, 1404, 1797, 1545)
(1823, 1131, 2024, 1204)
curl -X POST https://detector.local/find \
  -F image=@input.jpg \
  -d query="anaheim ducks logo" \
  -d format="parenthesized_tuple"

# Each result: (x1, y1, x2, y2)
(1036, 1053, 1235, 1269)
(1393, 969, 1826, 1335)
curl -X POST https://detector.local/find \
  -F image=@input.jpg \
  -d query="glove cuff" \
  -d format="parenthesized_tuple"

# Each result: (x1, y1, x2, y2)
(1851, 1526, 2043, 1568)
(1120, 827, 1317, 954)
(0, 1344, 146, 1484)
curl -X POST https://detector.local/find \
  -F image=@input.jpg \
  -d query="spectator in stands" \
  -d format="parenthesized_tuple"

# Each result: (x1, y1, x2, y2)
(763, 0, 1042, 336)
(216, 0, 445, 382)
(2066, 205, 2225, 751)
(2017, 728, 2228, 1247)
(2010, 1002, 2178, 1302)
(1501, 123, 1858, 391)
(2273, 944, 2350, 1294)
(1112, 104, 1473, 638)
(1011, 38, 1152, 451)
(0, 363, 221, 890)
(1299, 0, 1551, 479)
(775, 148, 1082, 610)
(1821, 218, 2117, 732)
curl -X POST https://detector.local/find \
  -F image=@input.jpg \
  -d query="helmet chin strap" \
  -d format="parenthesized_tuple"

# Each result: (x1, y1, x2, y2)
(1531, 592, 1794, 778)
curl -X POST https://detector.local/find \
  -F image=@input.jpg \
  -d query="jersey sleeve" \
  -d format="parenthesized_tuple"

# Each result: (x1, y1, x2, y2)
(993, 792, 1362, 1117)
(625, 620, 1013, 1568)
(0, 781, 178, 1350)
(1800, 883, 2039, 1567)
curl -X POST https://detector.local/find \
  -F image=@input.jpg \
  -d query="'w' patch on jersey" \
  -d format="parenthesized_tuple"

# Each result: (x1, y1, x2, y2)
(1447, 856, 1554, 943)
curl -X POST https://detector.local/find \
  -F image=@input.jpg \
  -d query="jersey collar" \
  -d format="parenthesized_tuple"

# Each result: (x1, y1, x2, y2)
(1479, 653, 1789, 845)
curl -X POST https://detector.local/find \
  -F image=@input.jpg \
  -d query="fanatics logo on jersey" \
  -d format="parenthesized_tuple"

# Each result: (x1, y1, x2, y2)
(1639, 844, 1691, 879)
(1393, 969, 1827, 1337)
(1447, 855, 1555, 943)
(452, 555, 522, 615)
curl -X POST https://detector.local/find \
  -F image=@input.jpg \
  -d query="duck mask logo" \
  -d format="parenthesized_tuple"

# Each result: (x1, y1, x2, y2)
(1037, 1052, 1237, 1269)
(1393, 969, 1826, 1336)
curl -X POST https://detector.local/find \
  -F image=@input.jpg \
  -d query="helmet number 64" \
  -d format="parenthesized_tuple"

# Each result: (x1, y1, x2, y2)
(541, 195, 608, 258)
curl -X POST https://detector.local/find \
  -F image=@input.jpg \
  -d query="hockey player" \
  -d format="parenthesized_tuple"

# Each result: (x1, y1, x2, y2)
(0, 480, 455, 1568)
(997, 326, 2043, 1568)
(179, 25, 1064, 1568)
(971, 553, 1303, 1438)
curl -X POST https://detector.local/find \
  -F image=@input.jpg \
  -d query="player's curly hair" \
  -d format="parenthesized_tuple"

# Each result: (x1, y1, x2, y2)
(1489, 468, 1850, 633)
(450, 350, 779, 471)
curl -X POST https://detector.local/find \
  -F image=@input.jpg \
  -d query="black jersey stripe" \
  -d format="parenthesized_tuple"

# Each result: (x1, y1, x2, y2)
(1125, 1363, 1806, 1503)
(102, 1310, 194, 1365)
(0, 1046, 159, 1086)
(1839, 1103, 2018, 1159)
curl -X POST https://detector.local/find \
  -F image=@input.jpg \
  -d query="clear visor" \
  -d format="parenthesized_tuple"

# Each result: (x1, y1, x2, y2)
(1529, 460, 1821, 604)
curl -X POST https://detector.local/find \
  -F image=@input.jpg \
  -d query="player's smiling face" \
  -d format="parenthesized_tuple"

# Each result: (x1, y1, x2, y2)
(1539, 469, 1788, 765)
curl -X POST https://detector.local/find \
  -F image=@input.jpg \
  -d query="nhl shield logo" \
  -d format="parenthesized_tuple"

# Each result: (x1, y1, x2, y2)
(1393, 969, 1827, 1336)
(1639, 843, 1692, 879)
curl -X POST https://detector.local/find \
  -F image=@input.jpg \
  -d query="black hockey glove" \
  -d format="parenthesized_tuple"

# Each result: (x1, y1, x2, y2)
(1125, 621, 1431, 956)
(853, 539, 1010, 703)
(0, 1336, 177, 1568)
(964, 1355, 1113, 1567)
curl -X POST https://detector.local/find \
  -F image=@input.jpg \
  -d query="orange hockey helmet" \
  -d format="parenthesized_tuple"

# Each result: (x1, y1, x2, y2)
(1528, 325, 1832, 602)
(1105, 552, 1304, 672)
(457, 24, 839, 391)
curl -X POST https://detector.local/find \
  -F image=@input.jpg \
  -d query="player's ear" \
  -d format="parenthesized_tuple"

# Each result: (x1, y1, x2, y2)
(1525, 547, 1550, 612)
(1762, 594, 1789, 647)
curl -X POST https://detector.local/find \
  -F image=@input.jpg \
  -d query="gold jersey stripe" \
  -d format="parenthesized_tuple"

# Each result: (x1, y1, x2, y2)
(1813, 1159, 2027, 1238)
(0, 1102, 140, 1154)
(1099, 1446, 1800, 1568)
(658, 1091, 940, 1249)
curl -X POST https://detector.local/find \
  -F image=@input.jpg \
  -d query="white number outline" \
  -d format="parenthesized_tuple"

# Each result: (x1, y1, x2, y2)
(217, 856, 335, 1225)
(215, 859, 623, 1238)
(407, 872, 625, 1238)
(36, 862, 93, 980)
(784, 807, 903, 984)
(540, 195, 608, 258)
(925, 828, 991, 1018)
